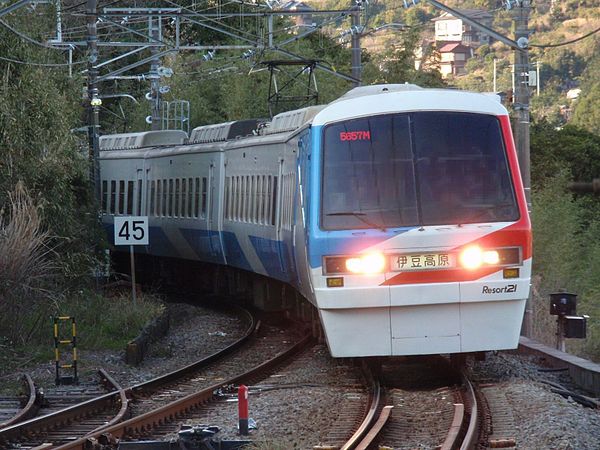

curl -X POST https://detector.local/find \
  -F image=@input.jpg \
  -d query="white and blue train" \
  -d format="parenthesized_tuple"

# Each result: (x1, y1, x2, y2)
(99, 84, 532, 358)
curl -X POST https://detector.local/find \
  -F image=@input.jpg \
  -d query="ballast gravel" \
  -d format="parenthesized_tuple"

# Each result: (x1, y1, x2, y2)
(470, 352, 600, 450)
(2, 303, 599, 449)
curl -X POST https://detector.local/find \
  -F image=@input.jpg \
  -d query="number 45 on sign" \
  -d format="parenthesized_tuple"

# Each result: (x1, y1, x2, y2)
(114, 216, 149, 246)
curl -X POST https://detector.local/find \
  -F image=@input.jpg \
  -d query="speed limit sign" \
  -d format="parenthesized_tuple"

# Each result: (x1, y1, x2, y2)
(114, 216, 149, 246)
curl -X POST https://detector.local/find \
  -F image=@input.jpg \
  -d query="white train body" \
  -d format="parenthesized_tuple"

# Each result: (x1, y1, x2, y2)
(99, 84, 532, 357)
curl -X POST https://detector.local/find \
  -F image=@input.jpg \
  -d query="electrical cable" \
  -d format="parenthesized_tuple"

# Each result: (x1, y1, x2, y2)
(0, 54, 86, 66)
(530, 25, 600, 48)
(0, 18, 66, 49)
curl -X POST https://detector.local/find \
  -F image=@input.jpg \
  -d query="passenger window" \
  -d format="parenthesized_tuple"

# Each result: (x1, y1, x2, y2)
(110, 180, 116, 214)
(174, 179, 180, 217)
(101, 180, 108, 213)
(127, 180, 134, 215)
(118, 180, 125, 215)
(150, 181, 156, 216)
(162, 179, 168, 217)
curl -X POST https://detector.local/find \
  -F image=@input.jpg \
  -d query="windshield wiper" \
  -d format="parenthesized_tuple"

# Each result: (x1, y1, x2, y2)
(327, 211, 387, 231)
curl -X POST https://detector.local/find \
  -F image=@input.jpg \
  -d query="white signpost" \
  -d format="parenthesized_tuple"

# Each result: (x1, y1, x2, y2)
(114, 216, 149, 304)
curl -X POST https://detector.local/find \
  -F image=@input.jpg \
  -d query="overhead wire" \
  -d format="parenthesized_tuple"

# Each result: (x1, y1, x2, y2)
(0, 54, 86, 66)
(0, 18, 66, 49)
(530, 25, 600, 48)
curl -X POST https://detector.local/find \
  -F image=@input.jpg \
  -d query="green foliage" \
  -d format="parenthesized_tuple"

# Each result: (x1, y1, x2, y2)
(0, 291, 165, 376)
(0, 10, 103, 284)
(63, 291, 165, 350)
(530, 121, 600, 189)
(531, 171, 583, 293)
(571, 58, 600, 136)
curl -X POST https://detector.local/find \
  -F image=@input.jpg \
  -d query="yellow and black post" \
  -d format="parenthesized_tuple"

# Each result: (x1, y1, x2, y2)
(53, 316, 78, 385)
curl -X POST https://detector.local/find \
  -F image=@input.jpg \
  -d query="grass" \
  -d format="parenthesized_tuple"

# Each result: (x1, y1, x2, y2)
(530, 172, 600, 362)
(0, 290, 165, 377)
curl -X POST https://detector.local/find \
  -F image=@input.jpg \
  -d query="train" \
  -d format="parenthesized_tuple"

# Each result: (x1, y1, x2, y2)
(99, 83, 532, 358)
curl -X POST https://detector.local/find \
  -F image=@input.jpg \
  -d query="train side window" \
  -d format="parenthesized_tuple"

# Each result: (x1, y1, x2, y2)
(265, 176, 271, 225)
(239, 176, 244, 222)
(187, 178, 193, 218)
(127, 180, 134, 215)
(201, 177, 207, 217)
(157, 180, 162, 217)
(101, 180, 108, 213)
(251, 175, 255, 223)
(234, 176, 239, 221)
(150, 181, 156, 216)
(118, 180, 125, 215)
(162, 178, 168, 217)
(174, 179, 180, 217)
(257, 176, 263, 224)
(167, 179, 173, 217)
(247, 175, 252, 222)
(110, 180, 116, 214)
(194, 177, 200, 218)
(137, 180, 142, 215)
(224, 177, 230, 220)
(271, 176, 278, 226)
(181, 178, 187, 217)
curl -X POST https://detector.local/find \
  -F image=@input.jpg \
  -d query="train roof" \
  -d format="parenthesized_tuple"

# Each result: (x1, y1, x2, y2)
(189, 119, 264, 144)
(99, 130, 188, 151)
(98, 85, 508, 152)
(312, 85, 508, 127)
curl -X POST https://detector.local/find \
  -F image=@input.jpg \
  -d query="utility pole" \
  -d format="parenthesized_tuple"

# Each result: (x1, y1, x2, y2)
(149, 15, 162, 130)
(86, 0, 101, 202)
(351, 11, 361, 87)
(512, 0, 531, 211)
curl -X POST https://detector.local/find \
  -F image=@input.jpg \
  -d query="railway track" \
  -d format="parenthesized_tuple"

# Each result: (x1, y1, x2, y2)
(347, 358, 480, 450)
(52, 330, 314, 449)
(0, 305, 257, 449)
(0, 374, 39, 429)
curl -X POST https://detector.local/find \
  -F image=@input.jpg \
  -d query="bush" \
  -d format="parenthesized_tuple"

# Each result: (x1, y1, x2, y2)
(0, 182, 56, 345)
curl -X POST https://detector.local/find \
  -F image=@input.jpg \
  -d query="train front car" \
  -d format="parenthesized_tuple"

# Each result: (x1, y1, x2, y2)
(307, 85, 531, 358)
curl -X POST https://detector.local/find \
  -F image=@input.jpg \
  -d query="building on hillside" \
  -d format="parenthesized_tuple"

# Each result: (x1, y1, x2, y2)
(280, 1, 314, 29)
(437, 42, 474, 77)
(432, 9, 493, 48)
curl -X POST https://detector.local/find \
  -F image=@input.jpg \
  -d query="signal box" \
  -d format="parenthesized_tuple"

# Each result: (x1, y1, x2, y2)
(563, 315, 588, 339)
(550, 292, 577, 316)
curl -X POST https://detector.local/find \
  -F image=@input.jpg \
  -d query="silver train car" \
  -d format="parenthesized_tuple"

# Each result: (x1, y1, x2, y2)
(99, 84, 532, 358)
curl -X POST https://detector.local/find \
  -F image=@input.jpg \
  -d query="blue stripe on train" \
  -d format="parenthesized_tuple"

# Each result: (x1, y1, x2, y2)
(249, 236, 293, 283)
(307, 229, 415, 269)
(222, 231, 253, 271)
(180, 228, 225, 264)
(146, 226, 180, 257)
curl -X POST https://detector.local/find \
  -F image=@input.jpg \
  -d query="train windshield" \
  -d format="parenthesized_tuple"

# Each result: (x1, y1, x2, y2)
(321, 112, 519, 230)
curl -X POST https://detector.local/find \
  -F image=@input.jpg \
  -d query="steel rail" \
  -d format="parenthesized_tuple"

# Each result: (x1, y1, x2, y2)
(440, 403, 465, 450)
(0, 374, 39, 429)
(88, 369, 129, 434)
(340, 364, 382, 450)
(56, 333, 314, 449)
(0, 304, 255, 447)
(460, 371, 479, 450)
(350, 361, 478, 450)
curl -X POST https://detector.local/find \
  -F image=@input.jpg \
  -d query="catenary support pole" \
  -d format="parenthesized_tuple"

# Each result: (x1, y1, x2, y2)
(351, 11, 361, 87)
(86, 0, 101, 202)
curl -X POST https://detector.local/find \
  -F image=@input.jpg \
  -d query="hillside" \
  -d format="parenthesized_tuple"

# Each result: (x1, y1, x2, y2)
(304, 0, 600, 128)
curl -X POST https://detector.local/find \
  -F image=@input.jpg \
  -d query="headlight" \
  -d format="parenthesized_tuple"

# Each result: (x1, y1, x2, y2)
(459, 246, 518, 270)
(324, 252, 386, 275)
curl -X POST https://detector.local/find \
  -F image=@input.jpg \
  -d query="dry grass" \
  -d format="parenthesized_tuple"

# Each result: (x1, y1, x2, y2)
(0, 181, 56, 343)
